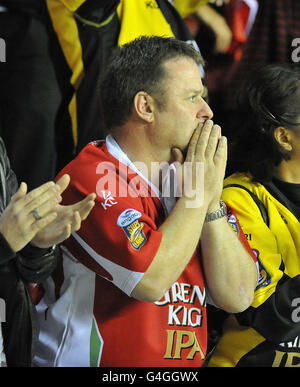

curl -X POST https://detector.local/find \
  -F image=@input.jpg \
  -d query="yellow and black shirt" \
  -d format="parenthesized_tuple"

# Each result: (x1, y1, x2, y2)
(209, 172, 300, 367)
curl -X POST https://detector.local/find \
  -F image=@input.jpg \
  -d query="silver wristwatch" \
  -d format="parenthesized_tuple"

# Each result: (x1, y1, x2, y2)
(205, 201, 227, 222)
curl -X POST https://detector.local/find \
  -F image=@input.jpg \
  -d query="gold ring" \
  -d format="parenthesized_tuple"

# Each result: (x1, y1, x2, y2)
(32, 208, 42, 221)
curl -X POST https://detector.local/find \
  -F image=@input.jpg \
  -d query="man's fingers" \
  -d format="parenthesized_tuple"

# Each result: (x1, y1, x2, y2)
(48, 222, 72, 246)
(194, 120, 215, 161)
(74, 197, 96, 221)
(24, 188, 62, 220)
(29, 194, 63, 223)
(55, 174, 71, 194)
(214, 136, 227, 164)
(185, 127, 202, 162)
(15, 181, 59, 211)
(72, 194, 96, 214)
(187, 121, 223, 163)
(81, 200, 96, 221)
(71, 211, 82, 232)
(31, 212, 58, 233)
(203, 124, 221, 160)
(10, 182, 28, 203)
(63, 223, 72, 240)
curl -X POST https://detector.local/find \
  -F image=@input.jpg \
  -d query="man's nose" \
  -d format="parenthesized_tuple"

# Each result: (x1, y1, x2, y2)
(197, 99, 213, 120)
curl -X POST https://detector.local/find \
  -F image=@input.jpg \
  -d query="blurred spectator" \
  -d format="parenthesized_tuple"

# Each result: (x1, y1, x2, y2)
(209, 63, 300, 367)
(221, 0, 300, 140)
(178, 1, 261, 140)
(0, 1, 211, 183)
(0, 2, 61, 190)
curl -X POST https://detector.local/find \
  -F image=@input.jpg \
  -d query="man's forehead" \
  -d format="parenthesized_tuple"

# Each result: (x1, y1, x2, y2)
(163, 56, 200, 72)
(163, 57, 203, 84)
(188, 86, 205, 95)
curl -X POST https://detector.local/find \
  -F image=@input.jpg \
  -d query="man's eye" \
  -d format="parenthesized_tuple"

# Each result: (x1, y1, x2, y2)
(189, 95, 196, 102)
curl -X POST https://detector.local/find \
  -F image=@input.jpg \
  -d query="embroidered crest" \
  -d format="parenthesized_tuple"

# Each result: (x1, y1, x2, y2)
(117, 209, 147, 250)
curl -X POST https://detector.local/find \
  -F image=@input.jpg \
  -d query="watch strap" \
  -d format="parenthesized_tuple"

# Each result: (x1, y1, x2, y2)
(205, 201, 227, 222)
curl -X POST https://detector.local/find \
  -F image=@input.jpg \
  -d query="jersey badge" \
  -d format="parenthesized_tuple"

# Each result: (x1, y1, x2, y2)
(117, 209, 147, 250)
(253, 249, 271, 290)
(227, 213, 239, 237)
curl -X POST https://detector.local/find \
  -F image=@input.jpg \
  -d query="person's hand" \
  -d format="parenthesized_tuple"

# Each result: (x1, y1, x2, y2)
(172, 120, 227, 210)
(197, 5, 232, 53)
(0, 180, 62, 252)
(31, 175, 96, 248)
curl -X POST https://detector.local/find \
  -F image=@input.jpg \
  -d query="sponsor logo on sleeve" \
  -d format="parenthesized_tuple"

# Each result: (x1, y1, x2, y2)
(117, 209, 147, 250)
(227, 214, 239, 237)
(252, 249, 271, 290)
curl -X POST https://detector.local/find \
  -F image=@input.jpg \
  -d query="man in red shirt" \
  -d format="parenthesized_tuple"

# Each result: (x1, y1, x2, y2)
(34, 36, 258, 367)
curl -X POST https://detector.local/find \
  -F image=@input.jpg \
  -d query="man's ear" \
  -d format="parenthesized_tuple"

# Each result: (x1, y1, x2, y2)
(274, 126, 293, 151)
(133, 91, 155, 123)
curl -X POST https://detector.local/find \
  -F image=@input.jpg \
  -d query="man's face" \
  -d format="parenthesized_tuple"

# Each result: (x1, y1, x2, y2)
(152, 57, 213, 157)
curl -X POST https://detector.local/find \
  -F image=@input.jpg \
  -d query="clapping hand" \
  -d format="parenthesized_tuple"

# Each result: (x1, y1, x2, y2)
(0, 174, 96, 252)
(31, 174, 96, 248)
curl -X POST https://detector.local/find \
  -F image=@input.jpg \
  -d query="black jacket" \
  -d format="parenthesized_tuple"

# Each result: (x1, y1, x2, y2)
(0, 137, 59, 367)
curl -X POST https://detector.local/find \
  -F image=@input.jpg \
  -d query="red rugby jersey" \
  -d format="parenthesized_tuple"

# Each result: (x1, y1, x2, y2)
(34, 136, 255, 367)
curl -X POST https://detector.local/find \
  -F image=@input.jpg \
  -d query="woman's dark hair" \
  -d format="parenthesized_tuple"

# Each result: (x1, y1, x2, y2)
(228, 63, 300, 183)
(98, 35, 204, 130)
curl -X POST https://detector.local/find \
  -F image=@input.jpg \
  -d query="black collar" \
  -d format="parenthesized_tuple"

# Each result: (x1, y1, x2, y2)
(264, 177, 300, 222)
